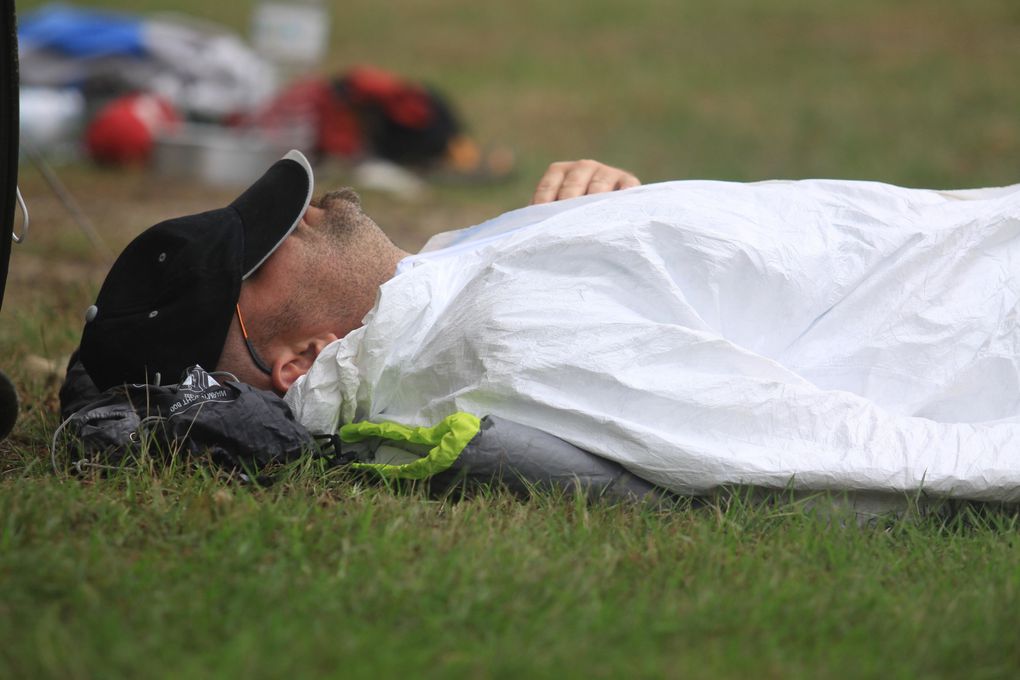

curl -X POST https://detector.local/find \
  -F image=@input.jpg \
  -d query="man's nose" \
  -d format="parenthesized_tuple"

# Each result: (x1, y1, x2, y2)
(301, 204, 325, 227)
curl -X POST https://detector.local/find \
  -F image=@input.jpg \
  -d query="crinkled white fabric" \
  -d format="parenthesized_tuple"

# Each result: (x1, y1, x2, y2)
(287, 179, 1020, 501)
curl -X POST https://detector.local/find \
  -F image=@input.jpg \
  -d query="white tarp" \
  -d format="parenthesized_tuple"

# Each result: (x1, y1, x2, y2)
(287, 178, 1020, 502)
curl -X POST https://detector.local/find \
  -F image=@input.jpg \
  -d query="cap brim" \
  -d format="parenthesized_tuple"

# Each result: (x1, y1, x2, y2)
(231, 149, 314, 279)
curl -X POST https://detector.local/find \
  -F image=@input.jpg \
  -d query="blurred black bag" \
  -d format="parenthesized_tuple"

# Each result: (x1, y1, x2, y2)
(329, 65, 462, 166)
(56, 359, 340, 474)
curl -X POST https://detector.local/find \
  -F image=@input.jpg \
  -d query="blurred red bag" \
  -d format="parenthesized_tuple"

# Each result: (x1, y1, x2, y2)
(85, 93, 180, 165)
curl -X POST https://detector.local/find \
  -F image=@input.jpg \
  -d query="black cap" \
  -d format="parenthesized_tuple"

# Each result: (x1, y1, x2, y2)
(80, 149, 314, 390)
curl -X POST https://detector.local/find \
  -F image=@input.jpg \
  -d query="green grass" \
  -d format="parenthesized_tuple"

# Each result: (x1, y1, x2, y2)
(5, 0, 1020, 677)
(3, 461, 1020, 679)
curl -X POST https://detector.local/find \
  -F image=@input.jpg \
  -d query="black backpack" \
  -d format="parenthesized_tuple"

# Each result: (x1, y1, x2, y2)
(56, 357, 342, 476)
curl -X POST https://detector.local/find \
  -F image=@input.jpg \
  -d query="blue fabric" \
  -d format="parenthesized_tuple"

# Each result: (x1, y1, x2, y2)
(18, 5, 145, 58)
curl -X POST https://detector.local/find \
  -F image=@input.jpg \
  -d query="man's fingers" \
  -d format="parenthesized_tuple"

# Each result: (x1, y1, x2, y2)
(531, 160, 640, 205)
(556, 162, 601, 201)
(531, 165, 568, 205)
(585, 170, 625, 195)
(617, 174, 641, 190)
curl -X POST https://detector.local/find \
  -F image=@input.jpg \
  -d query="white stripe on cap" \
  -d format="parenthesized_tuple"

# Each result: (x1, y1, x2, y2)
(241, 149, 315, 280)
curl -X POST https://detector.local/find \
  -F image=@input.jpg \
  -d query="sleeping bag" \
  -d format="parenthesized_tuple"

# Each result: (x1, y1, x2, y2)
(288, 178, 1020, 503)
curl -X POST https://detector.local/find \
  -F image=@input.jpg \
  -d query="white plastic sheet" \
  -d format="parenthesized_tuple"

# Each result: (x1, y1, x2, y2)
(288, 179, 1020, 501)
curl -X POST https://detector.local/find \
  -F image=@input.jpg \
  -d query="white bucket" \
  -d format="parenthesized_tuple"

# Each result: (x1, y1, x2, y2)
(154, 124, 300, 187)
(251, 0, 330, 70)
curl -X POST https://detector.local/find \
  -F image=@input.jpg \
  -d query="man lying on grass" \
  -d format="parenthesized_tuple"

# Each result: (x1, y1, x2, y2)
(77, 150, 1020, 503)
(78, 151, 638, 392)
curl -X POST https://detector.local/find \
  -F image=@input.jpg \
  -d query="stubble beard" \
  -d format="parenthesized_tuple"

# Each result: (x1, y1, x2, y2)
(312, 188, 367, 249)
(297, 188, 379, 335)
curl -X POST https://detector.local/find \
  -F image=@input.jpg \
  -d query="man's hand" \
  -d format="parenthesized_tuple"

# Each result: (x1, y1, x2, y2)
(531, 159, 641, 205)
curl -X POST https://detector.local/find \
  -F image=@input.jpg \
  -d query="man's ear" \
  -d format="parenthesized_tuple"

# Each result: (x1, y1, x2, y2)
(270, 332, 339, 394)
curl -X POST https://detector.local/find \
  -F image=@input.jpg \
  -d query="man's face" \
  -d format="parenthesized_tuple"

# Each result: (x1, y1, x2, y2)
(227, 189, 386, 381)
(239, 194, 356, 342)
